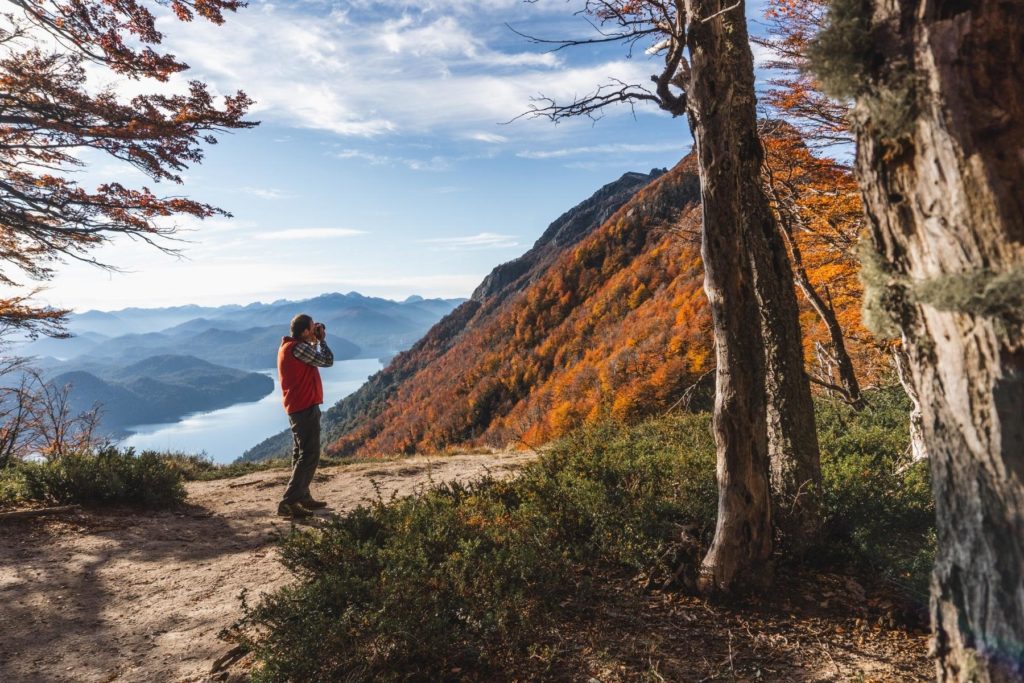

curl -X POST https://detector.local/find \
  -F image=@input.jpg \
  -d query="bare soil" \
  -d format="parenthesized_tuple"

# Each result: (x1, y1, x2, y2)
(0, 452, 534, 683)
(0, 451, 931, 682)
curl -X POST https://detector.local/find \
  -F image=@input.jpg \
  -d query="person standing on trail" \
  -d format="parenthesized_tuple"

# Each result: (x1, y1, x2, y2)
(277, 313, 333, 518)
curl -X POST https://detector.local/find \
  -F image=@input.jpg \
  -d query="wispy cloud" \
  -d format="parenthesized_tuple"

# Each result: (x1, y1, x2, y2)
(237, 186, 295, 200)
(466, 132, 509, 144)
(255, 228, 367, 241)
(517, 142, 678, 159)
(418, 232, 519, 250)
(334, 149, 451, 172)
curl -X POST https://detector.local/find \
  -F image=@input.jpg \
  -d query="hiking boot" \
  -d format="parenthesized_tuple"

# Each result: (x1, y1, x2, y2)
(277, 501, 313, 518)
(300, 498, 328, 509)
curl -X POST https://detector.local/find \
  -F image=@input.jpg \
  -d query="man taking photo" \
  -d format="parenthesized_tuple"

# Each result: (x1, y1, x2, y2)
(277, 313, 333, 518)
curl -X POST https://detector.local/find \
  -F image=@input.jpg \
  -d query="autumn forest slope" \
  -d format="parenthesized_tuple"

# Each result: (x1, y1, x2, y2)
(245, 147, 878, 460)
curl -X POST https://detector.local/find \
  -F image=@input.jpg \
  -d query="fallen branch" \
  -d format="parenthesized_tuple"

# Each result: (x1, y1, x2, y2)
(0, 504, 81, 521)
(210, 643, 248, 673)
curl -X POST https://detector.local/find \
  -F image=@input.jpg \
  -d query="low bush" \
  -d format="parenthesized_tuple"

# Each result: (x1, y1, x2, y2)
(238, 414, 718, 681)
(4, 447, 186, 509)
(159, 453, 350, 481)
(237, 393, 935, 681)
(816, 386, 935, 599)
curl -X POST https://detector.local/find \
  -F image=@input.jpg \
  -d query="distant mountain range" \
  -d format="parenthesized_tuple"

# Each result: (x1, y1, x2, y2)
(50, 355, 274, 434)
(17, 292, 464, 434)
(25, 292, 464, 370)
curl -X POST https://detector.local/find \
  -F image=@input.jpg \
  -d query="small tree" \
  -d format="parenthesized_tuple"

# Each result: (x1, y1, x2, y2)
(0, 356, 33, 468)
(0, 0, 256, 333)
(760, 120, 866, 408)
(27, 371, 104, 459)
(0, 367, 105, 463)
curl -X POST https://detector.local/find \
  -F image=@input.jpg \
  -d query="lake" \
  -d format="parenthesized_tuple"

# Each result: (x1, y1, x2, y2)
(121, 358, 382, 464)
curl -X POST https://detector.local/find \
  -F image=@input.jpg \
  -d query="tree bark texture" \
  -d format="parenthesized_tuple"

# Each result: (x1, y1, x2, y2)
(685, 0, 774, 593)
(749, 195, 824, 550)
(852, 1, 1024, 679)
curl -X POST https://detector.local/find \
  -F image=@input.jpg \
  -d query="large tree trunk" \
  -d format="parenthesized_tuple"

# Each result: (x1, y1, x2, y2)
(685, 0, 774, 593)
(749, 197, 824, 551)
(847, 1, 1024, 679)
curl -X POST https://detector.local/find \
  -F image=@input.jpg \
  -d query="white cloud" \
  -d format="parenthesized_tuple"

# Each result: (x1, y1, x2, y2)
(466, 132, 508, 144)
(334, 149, 451, 172)
(255, 228, 367, 241)
(237, 186, 295, 200)
(418, 232, 519, 250)
(151, 3, 662, 140)
(334, 149, 392, 165)
(517, 142, 678, 159)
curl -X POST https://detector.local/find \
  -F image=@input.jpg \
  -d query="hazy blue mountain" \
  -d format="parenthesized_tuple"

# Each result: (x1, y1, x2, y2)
(34, 292, 465, 365)
(16, 292, 462, 435)
(48, 325, 361, 371)
(50, 355, 273, 433)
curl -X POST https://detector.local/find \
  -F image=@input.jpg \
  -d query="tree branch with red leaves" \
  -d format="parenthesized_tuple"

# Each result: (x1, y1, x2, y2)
(0, 0, 256, 336)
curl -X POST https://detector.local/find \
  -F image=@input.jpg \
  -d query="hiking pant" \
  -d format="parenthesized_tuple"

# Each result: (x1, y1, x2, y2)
(281, 404, 321, 504)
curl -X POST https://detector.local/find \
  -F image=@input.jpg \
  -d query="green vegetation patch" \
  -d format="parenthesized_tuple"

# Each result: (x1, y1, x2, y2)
(153, 453, 351, 482)
(816, 386, 935, 598)
(1, 447, 186, 509)
(235, 395, 935, 681)
(236, 414, 717, 682)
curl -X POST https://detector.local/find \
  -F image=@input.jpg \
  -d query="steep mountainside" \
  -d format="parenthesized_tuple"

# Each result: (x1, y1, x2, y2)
(241, 167, 671, 461)
(244, 153, 879, 460)
(323, 159, 707, 456)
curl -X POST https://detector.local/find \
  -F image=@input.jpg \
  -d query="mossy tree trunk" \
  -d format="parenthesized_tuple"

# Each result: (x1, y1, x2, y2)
(685, 0, 775, 593)
(823, 0, 1024, 678)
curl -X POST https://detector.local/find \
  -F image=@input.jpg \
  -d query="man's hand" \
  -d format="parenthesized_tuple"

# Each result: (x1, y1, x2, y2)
(315, 322, 326, 342)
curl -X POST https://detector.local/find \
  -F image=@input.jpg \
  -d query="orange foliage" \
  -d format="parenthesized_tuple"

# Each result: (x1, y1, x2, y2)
(755, 0, 852, 148)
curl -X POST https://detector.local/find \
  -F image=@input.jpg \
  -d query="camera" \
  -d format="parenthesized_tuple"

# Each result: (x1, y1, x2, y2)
(314, 322, 326, 339)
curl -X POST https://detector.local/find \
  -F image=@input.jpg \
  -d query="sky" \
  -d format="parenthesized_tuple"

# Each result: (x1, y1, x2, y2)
(24, 0, 776, 312)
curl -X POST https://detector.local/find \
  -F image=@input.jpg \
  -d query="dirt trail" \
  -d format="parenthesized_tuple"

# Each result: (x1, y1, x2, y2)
(0, 452, 535, 683)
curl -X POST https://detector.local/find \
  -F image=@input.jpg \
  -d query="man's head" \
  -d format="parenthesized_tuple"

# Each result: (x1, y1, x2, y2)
(290, 313, 314, 340)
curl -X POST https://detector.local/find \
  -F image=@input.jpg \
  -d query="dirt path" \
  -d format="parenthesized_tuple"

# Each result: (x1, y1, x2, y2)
(0, 452, 535, 683)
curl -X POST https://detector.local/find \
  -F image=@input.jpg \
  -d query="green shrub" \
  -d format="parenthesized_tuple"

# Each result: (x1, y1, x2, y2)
(155, 452, 277, 481)
(147, 452, 352, 482)
(0, 467, 25, 508)
(527, 414, 717, 570)
(15, 447, 186, 508)
(239, 399, 934, 680)
(816, 386, 935, 598)
(239, 414, 717, 682)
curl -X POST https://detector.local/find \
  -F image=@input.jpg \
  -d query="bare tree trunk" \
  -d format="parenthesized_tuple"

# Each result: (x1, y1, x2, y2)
(748, 197, 824, 551)
(685, 0, 774, 594)
(839, 1, 1024, 678)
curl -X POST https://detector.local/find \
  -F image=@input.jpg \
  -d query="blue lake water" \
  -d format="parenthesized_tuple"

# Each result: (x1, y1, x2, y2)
(121, 358, 382, 464)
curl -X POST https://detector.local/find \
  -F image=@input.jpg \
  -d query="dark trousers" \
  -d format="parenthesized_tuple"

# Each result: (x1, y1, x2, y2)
(281, 404, 321, 504)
